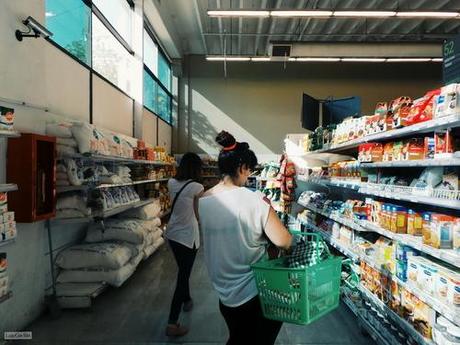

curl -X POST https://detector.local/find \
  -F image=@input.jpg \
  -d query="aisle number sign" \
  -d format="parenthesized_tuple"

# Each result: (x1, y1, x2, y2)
(443, 35, 460, 85)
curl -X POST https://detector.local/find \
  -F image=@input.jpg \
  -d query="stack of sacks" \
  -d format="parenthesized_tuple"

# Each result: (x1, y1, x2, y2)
(56, 194, 92, 219)
(71, 122, 109, 156)
(108, 165, 132, 184)
(98, 186, 140, 211)
(56, 241, 143, 287)
(97, 165, 124, 185)
(46, 122, 78, 157)
(56, 163, 70, 187)
(118, 202, 164, 259)
(101, 130, 135, 159)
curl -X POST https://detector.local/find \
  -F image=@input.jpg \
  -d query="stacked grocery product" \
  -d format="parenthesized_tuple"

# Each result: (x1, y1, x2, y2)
(56, 204, 164, 287)
(47, 121, 176, 164)
(130, 164, 175, 181)
(0, 192, 16, 243)
(0, 106, 15, 132)
(299, 84, 460, 154)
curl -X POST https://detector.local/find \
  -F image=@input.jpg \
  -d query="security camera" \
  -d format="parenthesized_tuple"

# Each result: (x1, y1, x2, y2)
(16, 16, 53, 41)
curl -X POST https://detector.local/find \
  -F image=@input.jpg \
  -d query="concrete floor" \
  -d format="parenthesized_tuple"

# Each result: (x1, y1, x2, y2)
(14, 245, 375, 345)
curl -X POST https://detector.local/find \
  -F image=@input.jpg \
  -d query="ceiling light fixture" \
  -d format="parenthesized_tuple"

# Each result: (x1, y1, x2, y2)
(341, 58, 386, 62)
(432, 58, 443, 62)
(396, 11, 459, 18)
(296, 57, 341, 62)
(206, 56, 251, 61)
(333, 11, 396, 17)
(251, 57, 271, 61)
(271, 10, 333, 17)
(387, 58, 432, 62)
(207, 10, 270, 17)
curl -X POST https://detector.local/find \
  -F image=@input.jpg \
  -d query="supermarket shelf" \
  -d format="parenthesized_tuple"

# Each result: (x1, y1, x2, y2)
(300, 220, 360, 262)
(361, 158, 460, 168)
(0, 184, 17, 193)
(297, 177, 362, 190)
(0, 239, 16, 248)
(94, 199, 154, 219)
(0, 291, 12, 304)
(359, 285, 435, 345)
(297, 201, 370, 233)
(0, 130, 20, 138)
(363, 221, 460, 268)
(59, 153, 172, 166)
(359, 184, 460, 211)
(303, 113, 460, 156)
(56, 178, 170, 193)
(342, 293, 395, 345)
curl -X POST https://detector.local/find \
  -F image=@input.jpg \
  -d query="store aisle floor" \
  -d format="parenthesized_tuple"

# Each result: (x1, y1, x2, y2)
(17, 245, 374, 345)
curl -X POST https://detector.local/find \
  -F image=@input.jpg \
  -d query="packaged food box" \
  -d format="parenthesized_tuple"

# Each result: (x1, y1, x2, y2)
(443, 167, 459, 191)
(431, 214, 455, 249)
(407, 256, 422, 289)
(435, 83, 460, 118)
(435, 130, 454, 159)
(447, 271, 460, 308)
(436, 268, 450, 305)
(418, 259, 439, 296)
(413, 298, 436, 340)
(407, 209, 423, 236)
(392, 141, 405, 161)
(404, 138, 425, 160)
(454, 218, 460, 251)
(0, 106, 14, 131)
(0, 192, 7, 212)
(422, 212, 434, 246)
(424, 137, 435, 159)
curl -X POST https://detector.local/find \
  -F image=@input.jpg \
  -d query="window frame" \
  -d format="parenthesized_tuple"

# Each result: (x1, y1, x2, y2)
(143, 20, 173, 125)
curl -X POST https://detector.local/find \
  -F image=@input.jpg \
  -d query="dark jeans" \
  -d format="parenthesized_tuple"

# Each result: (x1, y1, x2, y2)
(219, 296, 283, 345)
(168, 240, 197, 324)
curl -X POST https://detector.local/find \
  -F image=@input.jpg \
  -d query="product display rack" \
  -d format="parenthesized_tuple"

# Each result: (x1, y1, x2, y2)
(56, 178, 171, 194)
(0, 130, 20, 138)
(60, 152, 174, 166)
(0, 184, 18, 193)
(303, 113, 460, 156)
(361, 158, 460, 168)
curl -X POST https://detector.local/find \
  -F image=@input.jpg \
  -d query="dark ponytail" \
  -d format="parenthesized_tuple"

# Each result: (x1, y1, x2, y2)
(216, 131, 258, 178)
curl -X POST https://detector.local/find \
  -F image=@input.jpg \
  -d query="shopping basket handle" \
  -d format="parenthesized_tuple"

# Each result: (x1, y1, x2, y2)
(289, 230, 322, 262)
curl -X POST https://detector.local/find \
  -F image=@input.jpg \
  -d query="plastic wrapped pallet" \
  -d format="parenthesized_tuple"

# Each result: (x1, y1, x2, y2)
(56, 242, 134, 270)
(85, 219, 146, 245)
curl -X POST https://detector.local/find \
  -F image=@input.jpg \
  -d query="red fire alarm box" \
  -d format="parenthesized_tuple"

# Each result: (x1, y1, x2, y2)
(7, 133, 56, 222)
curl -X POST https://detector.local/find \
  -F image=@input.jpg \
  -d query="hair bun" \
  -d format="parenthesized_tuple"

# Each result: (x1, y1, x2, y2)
(216, 131, 236, 148)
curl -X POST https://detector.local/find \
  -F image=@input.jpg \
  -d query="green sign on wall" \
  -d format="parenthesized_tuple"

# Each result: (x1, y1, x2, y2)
(443, 35, 460, 85)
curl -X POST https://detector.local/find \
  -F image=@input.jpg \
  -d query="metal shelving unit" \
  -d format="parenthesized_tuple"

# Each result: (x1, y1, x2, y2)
(0, 184, 18, 193)
(361, 158, 460, 168)
(59, 152, 173, 166)
(303, 113, 460, 156)
(0, 130, 20, 138)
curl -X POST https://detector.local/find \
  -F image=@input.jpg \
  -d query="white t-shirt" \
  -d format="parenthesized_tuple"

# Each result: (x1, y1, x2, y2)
(199, 188, 270, 307)
(164, 179, 204, 249)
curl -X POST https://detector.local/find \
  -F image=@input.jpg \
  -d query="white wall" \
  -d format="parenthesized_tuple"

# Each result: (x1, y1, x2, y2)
(176, 56, 442, 160)
(0, 0, 173, 332)
(142, 108, 158, 146)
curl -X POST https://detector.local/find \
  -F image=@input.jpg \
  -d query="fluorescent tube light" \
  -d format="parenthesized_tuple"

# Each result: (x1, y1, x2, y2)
(387, 58, 432, 62)
(206, 56, 251, 61)
(296, 57, 341, 62)
(333, 11, 396, 17)
(396, 12, 459, 18)
(251, 57, 271, 61)
(341, 58, 386, 62)
(288, 58, 297, 61)
(207, 10, 270, 17)
(432, 58, 443, 62)
(271, 10, 333, 17)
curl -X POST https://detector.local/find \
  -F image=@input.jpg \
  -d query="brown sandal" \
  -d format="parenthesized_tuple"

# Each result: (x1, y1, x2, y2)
(165, 323, 189, 337)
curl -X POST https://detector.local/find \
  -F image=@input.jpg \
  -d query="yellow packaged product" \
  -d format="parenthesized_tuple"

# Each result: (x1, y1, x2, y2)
(422, 212, 434, 246)
(407, 209, 423, 236)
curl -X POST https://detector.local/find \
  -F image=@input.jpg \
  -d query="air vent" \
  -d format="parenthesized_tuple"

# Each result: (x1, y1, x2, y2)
(271, 44, 291, 57)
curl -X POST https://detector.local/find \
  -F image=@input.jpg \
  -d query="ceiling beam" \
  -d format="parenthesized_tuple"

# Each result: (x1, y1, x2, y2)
(253, 0, 268, 55)
(283, 0, 308, 42)
(193, 0, 208, 54)
(238, 0, 243, 55)
(264, 0, 283, 55)
(216, 0, 224, 54)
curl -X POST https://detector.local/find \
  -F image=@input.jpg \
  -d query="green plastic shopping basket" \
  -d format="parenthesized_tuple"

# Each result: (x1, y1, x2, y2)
(251, 231, 342, 325)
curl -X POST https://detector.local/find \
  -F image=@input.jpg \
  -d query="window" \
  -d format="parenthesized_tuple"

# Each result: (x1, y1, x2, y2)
(143, 30, 158, 76)
(143, 70, 157, 113)
(158, 53, 171, 92)
(45, 0, 91, 65)
(143, 26, 173, 124)
(92, 14, 135, 97)
(92, 0, 132, 46)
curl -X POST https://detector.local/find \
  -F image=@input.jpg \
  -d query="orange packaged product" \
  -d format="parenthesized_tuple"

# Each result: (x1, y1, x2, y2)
(407, 209, 423, 236)
(404, 138, 425, 160)
(371, 143, 384, 162)
(383, 142, 394, 161)
(434, 130, 453, 158)
(406, 89, 441, 126)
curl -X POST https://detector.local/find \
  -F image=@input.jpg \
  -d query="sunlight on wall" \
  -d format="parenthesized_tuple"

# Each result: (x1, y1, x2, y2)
(191, 89, 278, 162)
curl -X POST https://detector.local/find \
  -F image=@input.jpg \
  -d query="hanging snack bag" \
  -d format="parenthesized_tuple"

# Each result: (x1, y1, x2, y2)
(0, 107, 14, 131)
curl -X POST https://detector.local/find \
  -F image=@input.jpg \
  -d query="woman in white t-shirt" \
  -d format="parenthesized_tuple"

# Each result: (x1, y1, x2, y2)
(164, 153, 204, 337)
(199, 131, 292, 345)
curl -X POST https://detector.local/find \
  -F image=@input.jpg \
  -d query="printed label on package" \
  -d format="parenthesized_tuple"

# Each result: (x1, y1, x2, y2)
(4, 332, 32, 340)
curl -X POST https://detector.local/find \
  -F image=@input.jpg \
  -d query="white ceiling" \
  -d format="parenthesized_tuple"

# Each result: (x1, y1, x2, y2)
(160, 0, 460, 56)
